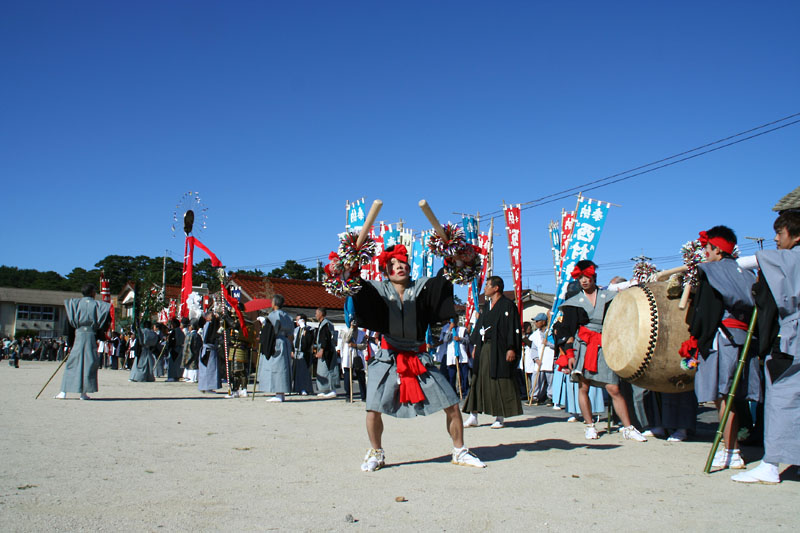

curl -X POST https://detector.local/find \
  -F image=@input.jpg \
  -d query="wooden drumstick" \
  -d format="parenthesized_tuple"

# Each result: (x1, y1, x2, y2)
(678, 283, 692, 310)
(418, 199, 448, 240)
(356, 200, 383, 248)
(654, 264, 689, 282)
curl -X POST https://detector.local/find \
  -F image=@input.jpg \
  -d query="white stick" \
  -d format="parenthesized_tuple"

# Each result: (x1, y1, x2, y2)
(356, 200, 383, 248)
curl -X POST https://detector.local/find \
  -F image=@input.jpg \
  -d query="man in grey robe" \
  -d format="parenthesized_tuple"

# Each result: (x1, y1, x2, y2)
(258, 294, 294, 402)
(129, 321, 158, 382)
(198, 310, 221, 393)
(734, 200, 800, 483)
(314, 307, 339, 398)
(55, 284, 111, 400)
(291, 314, 314, 395)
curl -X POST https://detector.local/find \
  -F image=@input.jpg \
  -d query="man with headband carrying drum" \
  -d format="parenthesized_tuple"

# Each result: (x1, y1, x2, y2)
(682, 225, 761, 470)
(556, 260, 647, 442)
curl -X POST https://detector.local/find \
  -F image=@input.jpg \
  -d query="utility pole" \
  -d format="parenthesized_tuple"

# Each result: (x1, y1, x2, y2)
(745, 236, 765, 250)
(316, 258, 322, 282)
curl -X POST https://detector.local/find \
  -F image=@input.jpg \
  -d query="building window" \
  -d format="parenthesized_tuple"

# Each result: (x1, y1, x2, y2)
(17, 305, 56, 321)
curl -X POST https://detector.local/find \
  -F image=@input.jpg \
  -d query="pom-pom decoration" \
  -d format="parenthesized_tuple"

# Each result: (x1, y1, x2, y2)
(680, 358, 699, 371)
(680, 239, 705, 288)
(632, 261, 658, 284)
(322, 233, 378, 298)
(426, 223, 481, 285)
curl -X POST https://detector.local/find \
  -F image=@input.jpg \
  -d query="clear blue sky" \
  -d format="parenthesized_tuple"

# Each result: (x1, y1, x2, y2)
(2, 1, 797, 294)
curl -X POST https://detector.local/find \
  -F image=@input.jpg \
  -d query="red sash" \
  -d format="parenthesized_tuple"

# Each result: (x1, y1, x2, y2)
(722, 318, 748, 331)
(381, 338, 427, 404)
(578, 326, 602, 373)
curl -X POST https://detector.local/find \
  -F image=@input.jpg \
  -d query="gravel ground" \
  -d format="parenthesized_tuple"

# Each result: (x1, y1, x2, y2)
(1, 361, 797, 532)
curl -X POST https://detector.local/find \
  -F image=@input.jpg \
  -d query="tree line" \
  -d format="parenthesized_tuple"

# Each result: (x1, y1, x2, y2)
(1, 256, 323, 294)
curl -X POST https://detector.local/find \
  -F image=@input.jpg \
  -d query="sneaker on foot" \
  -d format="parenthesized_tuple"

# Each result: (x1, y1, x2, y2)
(79, 394, 91, 400)
(622, 425, 647, 442)
(667, 429, 688, 442)
(266, 396, 284, 402)
(300, 391, 308, 396)
(54, 392, 67, 399)
(585, 424, 599, 440)
(452, 447, 486, 468)
(323, 391, 337, 398)
(567, 416, 578, 423)
(463, 414, 479, 428)
(731, 461, 780, 484)
(728, 450, 746, 469)
(711, 449, 733, 469)
(361, 448, 385, 472)
(490, 417, 504, 429)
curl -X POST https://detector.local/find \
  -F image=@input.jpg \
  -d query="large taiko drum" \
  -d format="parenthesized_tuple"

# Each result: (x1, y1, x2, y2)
(603, 282, 696, 393)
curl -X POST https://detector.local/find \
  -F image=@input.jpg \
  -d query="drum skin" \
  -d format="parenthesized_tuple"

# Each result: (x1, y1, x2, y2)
(603, 282, 696, 393)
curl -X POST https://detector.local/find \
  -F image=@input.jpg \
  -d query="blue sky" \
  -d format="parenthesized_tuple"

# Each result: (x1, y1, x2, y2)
(2, 1, 797, 294)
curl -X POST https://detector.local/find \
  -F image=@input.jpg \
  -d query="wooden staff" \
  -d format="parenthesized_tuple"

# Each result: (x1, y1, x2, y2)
(455, 356, 463, 400)
(653, 264, 689, 282)
(418, 199, 448, 240)
(704, 307, 758, 473)
(678, 283, 693, 310)
(528, 361, 541, 406)
(35, 348, 71, 399)
(356, 199, 383, 247)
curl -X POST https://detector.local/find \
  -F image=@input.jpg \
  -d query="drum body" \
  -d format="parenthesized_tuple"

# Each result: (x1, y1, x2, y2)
(603, 282, 695, 393)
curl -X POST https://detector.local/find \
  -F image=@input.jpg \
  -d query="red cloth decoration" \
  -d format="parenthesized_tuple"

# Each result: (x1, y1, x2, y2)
(571, 264, 596, 279)
(577, 326, 602, 373)
(698, 231, 735, 255)
(381, 338, 426, 404)
(555, 348, 574, 372)
(377, 244, 409, 270)
(222, 285, 247, 335)
(191, 237, 223, 268)
(721, 318, 748, 331)
(679, 336, 698, 359)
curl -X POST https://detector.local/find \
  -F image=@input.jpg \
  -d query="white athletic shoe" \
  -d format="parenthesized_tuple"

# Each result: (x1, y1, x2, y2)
(711, 449, 745, 469)
(323, 391, 337, 398)
(452, 447, 486, 468)
(585, 424, 599, 440)
(463, 414, 479, 428)
(360, 448, 385, 472)
(731, 461, 780, 484)
(567, 416, 578, 423)
(79, 394, 91, 400)
(238, 389, 248, 398)
(490, 417, 505, 429)
(54, 392, 67, 399)
(622, 425, 647, 442)
(266, 396, 284, 403)
(728, 450, 746, 469)
(667, 429, 688, 442)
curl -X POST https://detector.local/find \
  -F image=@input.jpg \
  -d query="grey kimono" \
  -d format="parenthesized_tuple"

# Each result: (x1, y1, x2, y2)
(61, 297, 111, 393)
(257, 309, 294, 393)
(129, 328, 158, 382)
(562, 289, 618, 387)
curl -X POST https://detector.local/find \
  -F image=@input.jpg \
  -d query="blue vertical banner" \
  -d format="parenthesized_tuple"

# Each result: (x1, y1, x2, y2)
(422, 232, 435, 277)
(346, 198, 366, 232)
(410, 239, 423, 280)
(550, 196, 611, 321)
(462, 215, 478, 245)
(382, 228, 400, 248)
(549, 221, 561, 284)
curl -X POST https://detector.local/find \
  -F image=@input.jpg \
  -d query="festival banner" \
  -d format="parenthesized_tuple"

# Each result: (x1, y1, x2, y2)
(410, 238, 423, 280)
(559, 210, 576, 275)
(346, 198, 367, 232)
(504, 205, 523, 326)
(549, 221, 561, 285)
(381, 223, 400, 249)
(99, 273, 115, 331)
(465, 232, 490, 326)
(422, 231, 435, 277)
(550, 196, 611, 322)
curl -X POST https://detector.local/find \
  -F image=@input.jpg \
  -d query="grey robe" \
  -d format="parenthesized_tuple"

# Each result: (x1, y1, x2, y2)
(198, 319, 221, 391)
(61, 297, 110, 393)
(563, 289, 618, 387)
(694, 259, 761, 403)
(314, 318, 339, 393)
(758, 247, 800, 464)
(129, 329, 158, 382)
(257, 309, 293, 393)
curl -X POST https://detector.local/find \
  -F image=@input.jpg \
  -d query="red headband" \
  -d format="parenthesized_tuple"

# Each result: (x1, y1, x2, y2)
(698, 231, 735, 255)
(571, 264, 596, 279)
(378, 245, 409, 270)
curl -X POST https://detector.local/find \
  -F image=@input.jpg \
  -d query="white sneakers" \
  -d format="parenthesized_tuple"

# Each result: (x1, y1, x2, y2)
(642, 427, 667, 439)
(452, 447, 486, 468)
(317, 391, 337, 398)
(585, 424, 599, 440)
(266, 393, 285, 403)
(490, 417, 504, 429)
(54, 392, 67, 399)
(731, 461, 780, 484)
(667, 429, 688, 442)
(79, 394, 91, 400)
(463, 414, 479, 428)
(711, 449, 746, 469)
(621, 425, 647, 442)
(361, 448, 386, 472)
(225, 389, 248, 398)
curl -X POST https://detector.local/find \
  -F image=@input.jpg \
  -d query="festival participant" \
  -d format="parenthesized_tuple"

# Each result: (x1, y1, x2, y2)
(342, 243, 485, 470)
(166, 318, 185, 382)
(55, 284, 111, 400)
(258, 294, 294, 402)
(341, 318, 368, 402)
(314, 307, 338, 398)
(182, 319, 201, 383)
(463, 276, 523, 429)
(198, 309, 221, 393)
(222, 306, 253, 399)
(128, 321, 158, 383)
(733, 198, 800, 483)
(559, 260, 647, 441)
(684, 226, 760, 469)
(441, 317, 470, 397)
(291, 314, 314, 395)
(530, 313, 554, 404)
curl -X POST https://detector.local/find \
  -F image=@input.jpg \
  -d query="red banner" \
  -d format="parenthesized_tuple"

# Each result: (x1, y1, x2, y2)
(180, 236, 223, 318)
(504, 205, 523, 326)
(558, 211, 575, 284)
(100, 274, 115, 331)
(465, 233, 490, 326)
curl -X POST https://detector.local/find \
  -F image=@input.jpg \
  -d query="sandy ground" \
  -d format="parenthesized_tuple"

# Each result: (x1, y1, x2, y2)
(1, 361, 797, 532)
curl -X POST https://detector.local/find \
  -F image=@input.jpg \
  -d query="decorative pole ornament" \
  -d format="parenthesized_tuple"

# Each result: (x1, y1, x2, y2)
(184, 209, 195, 235)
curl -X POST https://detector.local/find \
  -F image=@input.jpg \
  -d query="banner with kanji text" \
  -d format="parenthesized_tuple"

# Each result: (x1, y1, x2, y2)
(504, 205, 523, 326)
